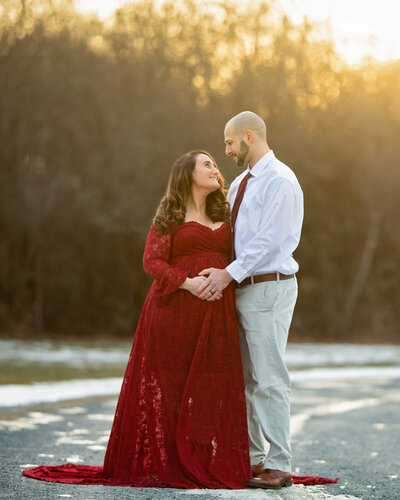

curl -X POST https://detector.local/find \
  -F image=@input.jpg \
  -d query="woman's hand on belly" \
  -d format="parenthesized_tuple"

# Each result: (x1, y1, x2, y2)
(180, 276, 223, 301)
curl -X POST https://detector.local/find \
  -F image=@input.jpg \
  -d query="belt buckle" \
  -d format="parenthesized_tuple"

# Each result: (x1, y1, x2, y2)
(250, 275, 255, 285)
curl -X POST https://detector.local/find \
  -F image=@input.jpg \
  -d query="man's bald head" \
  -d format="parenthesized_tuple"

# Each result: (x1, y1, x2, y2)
(225, 111, 267, 141)
(224, 111, 270, 168)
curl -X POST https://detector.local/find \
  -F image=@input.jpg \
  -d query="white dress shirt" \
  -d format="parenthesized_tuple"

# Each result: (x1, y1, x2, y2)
(226, 150, 304, 283)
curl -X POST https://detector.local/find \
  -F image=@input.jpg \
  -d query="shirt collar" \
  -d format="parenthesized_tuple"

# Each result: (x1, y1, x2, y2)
(246, 150, 275, 177)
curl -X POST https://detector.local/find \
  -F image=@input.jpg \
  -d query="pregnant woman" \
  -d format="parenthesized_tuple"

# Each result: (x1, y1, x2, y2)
(23, 150, 252, 488)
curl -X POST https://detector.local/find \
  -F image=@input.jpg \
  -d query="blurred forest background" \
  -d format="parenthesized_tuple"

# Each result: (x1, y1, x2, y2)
(1, 0, 399, 343)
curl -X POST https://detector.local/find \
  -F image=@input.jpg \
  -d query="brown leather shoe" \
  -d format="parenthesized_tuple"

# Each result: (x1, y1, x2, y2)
(247, 468, 293, 489)
(251, 463, 264, 476)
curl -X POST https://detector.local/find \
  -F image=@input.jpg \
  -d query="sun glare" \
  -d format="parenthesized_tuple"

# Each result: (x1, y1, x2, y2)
(279, 0, 400, 64)
(75, 0, 123, 20)
(75, 0, 400, 65)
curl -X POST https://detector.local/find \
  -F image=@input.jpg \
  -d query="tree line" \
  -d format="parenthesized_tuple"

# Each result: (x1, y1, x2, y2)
(1, 0, 399, 343)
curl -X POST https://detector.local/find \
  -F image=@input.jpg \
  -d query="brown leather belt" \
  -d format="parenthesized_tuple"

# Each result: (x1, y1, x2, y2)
(237, 273, 295, 288)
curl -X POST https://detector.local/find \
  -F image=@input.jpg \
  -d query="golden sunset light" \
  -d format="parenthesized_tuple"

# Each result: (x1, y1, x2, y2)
(2, 1, 400, 496)
(75, 0, 400, 65)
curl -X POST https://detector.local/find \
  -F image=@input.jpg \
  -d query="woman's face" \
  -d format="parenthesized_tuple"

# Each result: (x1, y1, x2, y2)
(191, 153, 220, 193)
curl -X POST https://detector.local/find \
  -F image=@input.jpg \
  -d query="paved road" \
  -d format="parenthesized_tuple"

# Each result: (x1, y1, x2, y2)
(1, 377, 399, 500)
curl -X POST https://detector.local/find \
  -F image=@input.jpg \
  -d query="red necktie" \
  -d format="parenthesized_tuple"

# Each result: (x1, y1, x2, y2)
(230, 172, 252, 259)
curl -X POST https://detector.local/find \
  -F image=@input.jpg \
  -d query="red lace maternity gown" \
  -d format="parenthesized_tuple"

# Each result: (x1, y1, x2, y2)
(23, 221, 253, 488)
(22, 222, 338, 488)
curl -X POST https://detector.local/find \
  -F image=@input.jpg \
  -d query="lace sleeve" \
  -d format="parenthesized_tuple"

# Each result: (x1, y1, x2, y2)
(143, 224, 188, 299)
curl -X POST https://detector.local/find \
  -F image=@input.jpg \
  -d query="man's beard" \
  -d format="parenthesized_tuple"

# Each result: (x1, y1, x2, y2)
(236, 140, 249, 167)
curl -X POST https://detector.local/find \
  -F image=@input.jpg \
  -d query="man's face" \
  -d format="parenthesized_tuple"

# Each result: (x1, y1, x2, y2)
(224, 125, 249, 167)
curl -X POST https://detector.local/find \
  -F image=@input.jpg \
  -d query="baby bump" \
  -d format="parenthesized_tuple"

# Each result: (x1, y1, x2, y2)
(171, 252, 231, 277)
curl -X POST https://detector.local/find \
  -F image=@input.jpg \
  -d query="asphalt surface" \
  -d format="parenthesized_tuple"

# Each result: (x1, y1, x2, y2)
(1, 377, 399, 500)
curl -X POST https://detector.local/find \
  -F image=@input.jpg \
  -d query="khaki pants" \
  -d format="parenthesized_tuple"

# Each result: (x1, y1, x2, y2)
(236, 276, 298, 472)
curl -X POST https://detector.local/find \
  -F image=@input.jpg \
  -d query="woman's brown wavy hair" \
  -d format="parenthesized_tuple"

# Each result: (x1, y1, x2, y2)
(153, 150, 230, 233)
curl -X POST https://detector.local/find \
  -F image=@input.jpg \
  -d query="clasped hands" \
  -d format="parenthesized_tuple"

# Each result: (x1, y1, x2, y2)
(186, 268, 233, 302)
